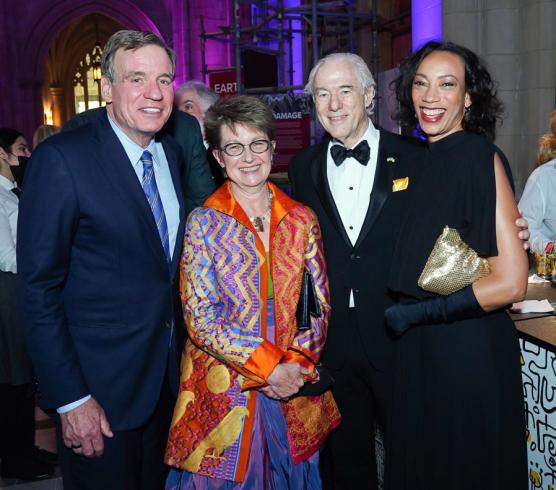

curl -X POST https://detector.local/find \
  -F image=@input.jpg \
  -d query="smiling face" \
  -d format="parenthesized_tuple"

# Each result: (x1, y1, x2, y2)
(412, 50, 471, 142)
(313, 59, 374, 149)
(101, 44, 174, 147)
(213, 123, 274, 194)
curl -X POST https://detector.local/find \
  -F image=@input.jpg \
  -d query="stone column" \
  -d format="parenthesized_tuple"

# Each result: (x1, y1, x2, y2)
(49, 85, 65, 128)
(443, 0, 556, 196)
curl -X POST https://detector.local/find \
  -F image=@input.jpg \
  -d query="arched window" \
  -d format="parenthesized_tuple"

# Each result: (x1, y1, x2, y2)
(73, 43, 105, 114)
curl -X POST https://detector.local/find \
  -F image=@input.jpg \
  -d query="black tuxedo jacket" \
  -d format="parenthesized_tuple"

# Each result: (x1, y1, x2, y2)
(17, 114, 185, 430)
(289, 130, 424, 372)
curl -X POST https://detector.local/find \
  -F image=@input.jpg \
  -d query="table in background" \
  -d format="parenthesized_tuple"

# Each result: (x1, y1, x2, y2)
(510, 282, 556, 489)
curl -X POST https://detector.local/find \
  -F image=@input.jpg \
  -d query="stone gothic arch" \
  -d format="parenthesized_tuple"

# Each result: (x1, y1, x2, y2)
(15, 0, 163, 132)
(23, 0, 161, 82)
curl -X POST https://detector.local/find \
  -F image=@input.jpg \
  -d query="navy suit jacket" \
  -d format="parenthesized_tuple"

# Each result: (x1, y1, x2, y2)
(63, 107, 216, 216)
(17, 113, 185, 430)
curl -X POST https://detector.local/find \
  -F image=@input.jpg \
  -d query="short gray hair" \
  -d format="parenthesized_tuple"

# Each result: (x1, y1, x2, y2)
(305, 52, 376, 114)
(101, 30, 176, 83)
(204, 95, 275, 150)
(175, 81, 219, 110)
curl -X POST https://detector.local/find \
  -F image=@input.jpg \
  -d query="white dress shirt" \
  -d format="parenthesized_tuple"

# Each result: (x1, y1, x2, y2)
(326, 119, 380, 306)
(0, 175, 19, 274)
(519, 158, 556, 253)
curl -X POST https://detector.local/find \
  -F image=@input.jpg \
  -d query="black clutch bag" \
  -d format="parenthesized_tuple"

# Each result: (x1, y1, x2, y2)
(296, 268, 322, 331)
(291, 270, 333, 396)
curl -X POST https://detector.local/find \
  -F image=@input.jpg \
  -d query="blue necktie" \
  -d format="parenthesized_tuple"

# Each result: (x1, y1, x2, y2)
(140, 150, 171, 265)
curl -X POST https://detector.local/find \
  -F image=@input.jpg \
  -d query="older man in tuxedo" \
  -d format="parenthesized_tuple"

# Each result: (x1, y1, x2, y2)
(17, 30, 185, 489)
(289, 52, 424, 489)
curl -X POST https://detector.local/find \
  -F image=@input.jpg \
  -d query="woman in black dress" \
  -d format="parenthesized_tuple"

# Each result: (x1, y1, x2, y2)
(385, 42, 528, 489)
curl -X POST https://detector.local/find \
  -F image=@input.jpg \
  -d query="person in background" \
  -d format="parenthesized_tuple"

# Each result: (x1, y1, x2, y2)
(0, 128, 54, 481)
(385, 40, 528, 489)
(32, 125, 60, 149)
(18, 30, 186, 489)
(174, 80, 218, 141)
(175, 80, 224, 187)
(165, 95, 340, 489)
(518, 110, 556, 253)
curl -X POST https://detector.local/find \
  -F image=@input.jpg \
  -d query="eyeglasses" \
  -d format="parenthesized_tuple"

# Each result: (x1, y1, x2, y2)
(220, 139, 272, 157)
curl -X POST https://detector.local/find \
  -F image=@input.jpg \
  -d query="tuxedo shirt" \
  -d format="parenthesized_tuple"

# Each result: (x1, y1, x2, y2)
(327, 119, 380, 306)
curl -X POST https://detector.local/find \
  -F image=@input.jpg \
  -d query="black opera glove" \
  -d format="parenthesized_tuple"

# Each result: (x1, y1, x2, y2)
(385, 286, 484, 336)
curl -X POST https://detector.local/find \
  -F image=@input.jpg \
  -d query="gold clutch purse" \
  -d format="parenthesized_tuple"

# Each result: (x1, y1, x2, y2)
(418, 226, 490, 295)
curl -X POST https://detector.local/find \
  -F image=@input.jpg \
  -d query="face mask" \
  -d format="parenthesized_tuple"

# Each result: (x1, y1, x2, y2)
(10, 156, 29, 188)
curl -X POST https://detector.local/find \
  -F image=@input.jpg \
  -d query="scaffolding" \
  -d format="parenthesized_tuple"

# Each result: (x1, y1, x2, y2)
(200, 0, 414, 130)
(200, 0, 382, 92)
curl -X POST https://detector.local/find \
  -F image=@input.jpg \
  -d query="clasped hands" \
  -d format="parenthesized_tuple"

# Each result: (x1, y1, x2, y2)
(259, 362, 310, 401)
(60, 397, 113, 458)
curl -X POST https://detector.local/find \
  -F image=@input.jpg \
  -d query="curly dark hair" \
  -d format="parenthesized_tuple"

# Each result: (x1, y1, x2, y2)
(393, 41, 503, 141)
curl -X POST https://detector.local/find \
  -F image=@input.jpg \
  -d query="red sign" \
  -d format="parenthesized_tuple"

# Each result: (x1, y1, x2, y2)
(259, 94, 312, 173)
(208, 69, 240, 98)
(272, 116, 311, 173)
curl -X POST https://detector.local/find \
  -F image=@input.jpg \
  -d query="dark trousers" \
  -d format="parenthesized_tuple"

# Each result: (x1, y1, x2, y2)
(57, 377, 174, 490)
(0, 383, 35, 471)
(320, 308, 392, 490)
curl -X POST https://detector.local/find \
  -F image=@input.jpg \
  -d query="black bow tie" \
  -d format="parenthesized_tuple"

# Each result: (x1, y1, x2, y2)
(11, 187, 20, 198)
(330, 140, 370, 166)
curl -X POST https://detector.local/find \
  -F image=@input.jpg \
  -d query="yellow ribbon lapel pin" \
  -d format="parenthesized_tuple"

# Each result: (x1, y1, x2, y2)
(392, 177, 409, 192)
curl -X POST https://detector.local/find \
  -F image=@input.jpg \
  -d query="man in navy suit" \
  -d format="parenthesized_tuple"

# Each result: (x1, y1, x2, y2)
(17, 30, 185, 489)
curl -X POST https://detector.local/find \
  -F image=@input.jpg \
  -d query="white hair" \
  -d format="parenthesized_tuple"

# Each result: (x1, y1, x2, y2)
(304, 52, 377, 114)
(175, 80, 218, 110)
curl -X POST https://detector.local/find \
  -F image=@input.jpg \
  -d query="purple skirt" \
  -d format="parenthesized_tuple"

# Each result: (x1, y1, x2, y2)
(165, 300, 321, 489)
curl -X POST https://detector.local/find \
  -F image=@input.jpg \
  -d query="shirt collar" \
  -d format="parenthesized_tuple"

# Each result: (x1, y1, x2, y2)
(107, 113, 158, 167)
(0, 175, 16, 192)
(329, 118, 379, 150)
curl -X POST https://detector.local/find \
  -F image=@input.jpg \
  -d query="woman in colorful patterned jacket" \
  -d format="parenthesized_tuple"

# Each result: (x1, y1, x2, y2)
(165, 95, 340, 489)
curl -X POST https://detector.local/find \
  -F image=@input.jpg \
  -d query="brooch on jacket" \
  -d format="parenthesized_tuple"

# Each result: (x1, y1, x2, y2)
(392, 177, 409, 192)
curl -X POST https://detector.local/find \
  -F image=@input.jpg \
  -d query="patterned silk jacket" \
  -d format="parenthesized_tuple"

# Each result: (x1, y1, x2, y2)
(165, 181, 340, 482)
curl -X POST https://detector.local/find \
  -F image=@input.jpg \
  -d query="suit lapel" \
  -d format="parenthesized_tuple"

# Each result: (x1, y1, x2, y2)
(354, 130, 396, 248)
(92, 115, 172, 272)
(310, 140, 352, 248)
(162, 137, 186, 277)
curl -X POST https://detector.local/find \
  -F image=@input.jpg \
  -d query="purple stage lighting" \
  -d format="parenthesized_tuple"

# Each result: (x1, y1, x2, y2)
(412, 0, 442, 50)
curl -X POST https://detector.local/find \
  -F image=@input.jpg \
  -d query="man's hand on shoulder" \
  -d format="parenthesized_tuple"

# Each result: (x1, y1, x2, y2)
(516, 212, 530, 250)
(60, 397, 113, 458)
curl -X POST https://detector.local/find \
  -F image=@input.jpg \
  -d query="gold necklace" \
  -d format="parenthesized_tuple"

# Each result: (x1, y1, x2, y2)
(248, 190, 272, 232)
